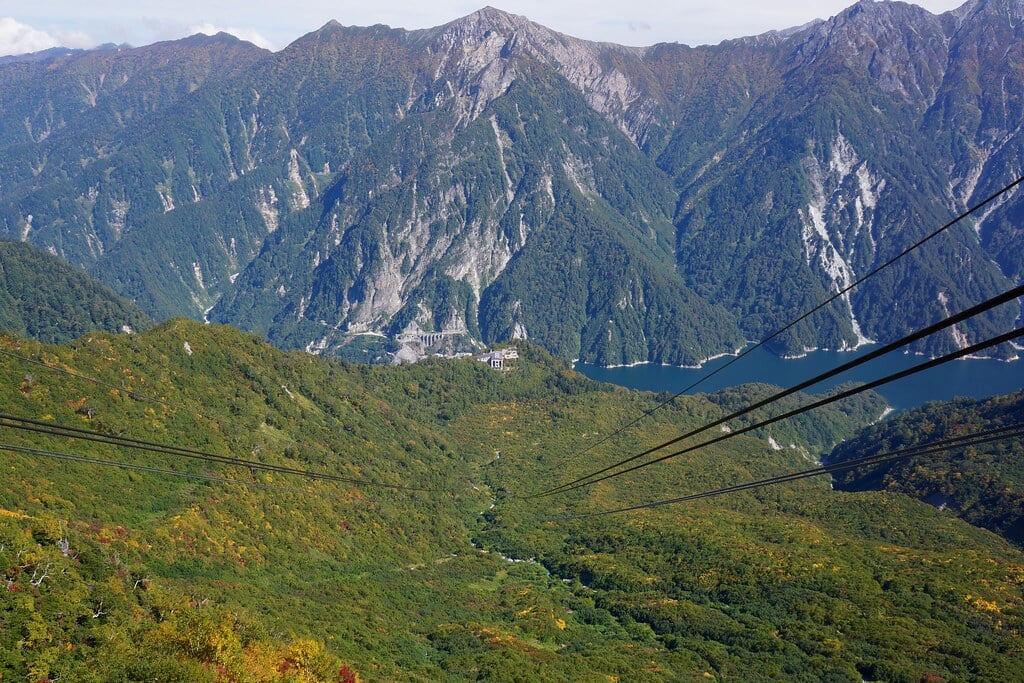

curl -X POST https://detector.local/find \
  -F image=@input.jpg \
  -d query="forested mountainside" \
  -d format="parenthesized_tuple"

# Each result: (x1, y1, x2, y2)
(1, 320, 1022, 681)
(0, 239, 151, 343)
(829, 390, 1024, 546)
(1, 1, 1022, 366)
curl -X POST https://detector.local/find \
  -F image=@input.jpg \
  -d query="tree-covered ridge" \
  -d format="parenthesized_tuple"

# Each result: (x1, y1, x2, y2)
(0, 320, 1020, 680)
(0, 239, 151, 343)
(827, 391, 1024, 547)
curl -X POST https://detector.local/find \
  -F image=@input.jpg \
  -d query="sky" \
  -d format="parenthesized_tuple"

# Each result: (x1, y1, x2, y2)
(1, 1, 968, 57)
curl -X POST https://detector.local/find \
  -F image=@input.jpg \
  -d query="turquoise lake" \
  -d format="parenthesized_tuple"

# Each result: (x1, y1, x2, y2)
(575, 345, 1024, 411)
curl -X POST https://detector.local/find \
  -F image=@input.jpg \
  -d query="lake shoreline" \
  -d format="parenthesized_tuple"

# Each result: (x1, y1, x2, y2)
(577, 343, 1020, 373)
(575, 344, 1024, 412)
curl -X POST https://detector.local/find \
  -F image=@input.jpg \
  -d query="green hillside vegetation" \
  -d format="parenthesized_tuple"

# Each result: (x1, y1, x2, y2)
(828, 391, 1024, 547)
(0, 511, 350, 681)
(0, 239, 151, 343)
(1, 320, 1021, 680)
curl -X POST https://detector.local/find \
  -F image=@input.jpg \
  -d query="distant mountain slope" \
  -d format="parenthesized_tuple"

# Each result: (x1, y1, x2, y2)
(0, 33, 273, 318)
(0, 239, 150, 343)
(828, 390, 1024, 546)
(0, 1, 1021, 364)
(212, 39, 744, 363)
(667, 0, 1024, 357)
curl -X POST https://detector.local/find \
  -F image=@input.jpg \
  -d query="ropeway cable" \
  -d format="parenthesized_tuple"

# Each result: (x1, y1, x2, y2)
(530, 283, 1024, 498)
(566, 174, 1024, 460)
(0, 412, 435, 492)
(0, 443, 365, 502)
(568, 422, 1024, 518)
(535, 325, 1024, 498)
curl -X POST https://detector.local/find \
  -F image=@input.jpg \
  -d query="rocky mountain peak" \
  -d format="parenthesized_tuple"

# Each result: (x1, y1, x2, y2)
(445, 6, 534, 36)
(954, 0, 1024, 25)
(418, 6, 658, 141)
(424, 5, 564, 63)
(813, 0, 940, 49)
(788, 0, 947, 102)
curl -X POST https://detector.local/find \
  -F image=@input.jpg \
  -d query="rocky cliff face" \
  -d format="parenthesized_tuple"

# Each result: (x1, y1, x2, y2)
(670, 0, 1023, 356)
(212, 9, 742, 364)
(0, 1, 1021, 364)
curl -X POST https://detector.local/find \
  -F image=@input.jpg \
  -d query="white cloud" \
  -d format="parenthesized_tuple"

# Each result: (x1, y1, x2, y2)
(0, 17, 94, 57)
(597, 19, 653, 34)
(51, 27, 95, 49)
(186, 23, 275, 50)
(0, 17, 60, 55)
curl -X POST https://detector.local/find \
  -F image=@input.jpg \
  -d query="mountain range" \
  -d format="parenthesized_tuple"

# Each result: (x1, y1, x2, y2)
(0, 0, 1021, 365)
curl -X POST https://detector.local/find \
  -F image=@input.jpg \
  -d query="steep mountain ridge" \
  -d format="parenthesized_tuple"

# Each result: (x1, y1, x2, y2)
(0, 1, 1021, 364)
(213, 41, 743, 363)
(668, 0, 1023, 355)
(414, 7, 667, 146)
(0, 33, 266, 153)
